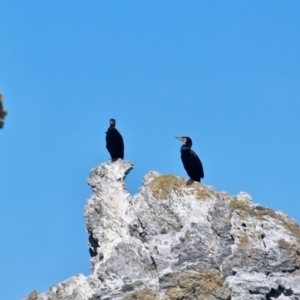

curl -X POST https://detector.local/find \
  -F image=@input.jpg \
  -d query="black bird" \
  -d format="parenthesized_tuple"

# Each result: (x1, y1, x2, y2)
(106, 118, 124, 160)
(175, 136, 204, 182)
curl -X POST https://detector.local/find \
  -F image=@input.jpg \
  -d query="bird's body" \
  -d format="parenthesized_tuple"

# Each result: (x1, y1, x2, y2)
(106, 119, 124, 160)
(176, 136, 204, 182)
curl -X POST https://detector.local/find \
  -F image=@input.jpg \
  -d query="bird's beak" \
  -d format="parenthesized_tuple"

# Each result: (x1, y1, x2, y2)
(175, 137, 183, 142)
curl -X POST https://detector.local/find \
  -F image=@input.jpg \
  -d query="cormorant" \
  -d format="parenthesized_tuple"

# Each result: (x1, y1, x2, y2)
(175, 136, 204, 182)
(106, 118, 124, 161)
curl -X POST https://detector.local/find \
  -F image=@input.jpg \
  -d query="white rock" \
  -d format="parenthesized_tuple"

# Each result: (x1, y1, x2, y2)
(25, 160, 300, 300)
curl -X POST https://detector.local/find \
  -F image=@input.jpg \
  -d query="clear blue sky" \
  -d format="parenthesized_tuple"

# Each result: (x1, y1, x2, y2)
(1, 1, 300, 299)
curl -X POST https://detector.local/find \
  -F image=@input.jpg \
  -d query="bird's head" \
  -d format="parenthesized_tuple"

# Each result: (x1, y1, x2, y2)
(109, 118, 116, 126)
(175, 136, 192, 147)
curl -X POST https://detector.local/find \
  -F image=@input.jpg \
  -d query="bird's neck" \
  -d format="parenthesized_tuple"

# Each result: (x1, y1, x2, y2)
(181, 144, 191, 151)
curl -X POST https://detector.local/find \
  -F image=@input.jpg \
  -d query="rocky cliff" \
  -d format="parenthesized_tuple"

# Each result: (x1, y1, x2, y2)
(26, 160, 300, 300)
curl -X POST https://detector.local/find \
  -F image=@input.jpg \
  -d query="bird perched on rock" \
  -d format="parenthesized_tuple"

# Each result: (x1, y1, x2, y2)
(106, 118, 124, 161)
(175, 136, 204, 182)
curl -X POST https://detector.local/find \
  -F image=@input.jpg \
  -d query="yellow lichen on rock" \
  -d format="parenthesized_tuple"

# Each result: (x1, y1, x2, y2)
(165, 270, 230, 300)
(124, 290, 160, 300)
(278, 238, 290, 250)
(230, 197, 251, 213)
(148, 174, 217, 201)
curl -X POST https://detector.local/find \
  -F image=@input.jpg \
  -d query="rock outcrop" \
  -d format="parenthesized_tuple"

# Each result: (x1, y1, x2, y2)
(0, 92, 7, 129)
(25, 160, 300, 300)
